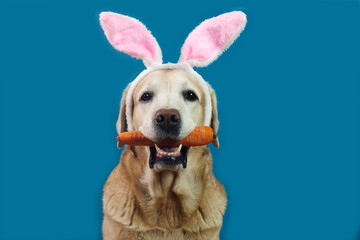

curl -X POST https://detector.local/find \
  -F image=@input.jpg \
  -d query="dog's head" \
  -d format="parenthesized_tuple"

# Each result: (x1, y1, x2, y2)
(100, 11, 247, 171)
(117, 68, 219, 170)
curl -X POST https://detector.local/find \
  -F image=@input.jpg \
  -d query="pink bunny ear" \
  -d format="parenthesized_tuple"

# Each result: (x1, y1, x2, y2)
(100, 12, 162, 67)
(179, 11, 247, 67)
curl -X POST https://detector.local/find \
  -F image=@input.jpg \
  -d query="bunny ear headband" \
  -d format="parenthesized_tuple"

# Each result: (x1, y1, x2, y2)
(100, 11, 247, 132)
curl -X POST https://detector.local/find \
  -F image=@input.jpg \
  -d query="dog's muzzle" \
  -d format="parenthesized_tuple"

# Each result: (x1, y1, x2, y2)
(148, 108, 190, 170)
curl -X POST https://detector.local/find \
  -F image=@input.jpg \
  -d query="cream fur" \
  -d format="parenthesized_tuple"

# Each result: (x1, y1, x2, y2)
(133, 69, 205, 141)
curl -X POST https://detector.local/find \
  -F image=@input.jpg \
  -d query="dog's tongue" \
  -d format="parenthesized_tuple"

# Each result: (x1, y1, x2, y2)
(156, 146, 181, 157)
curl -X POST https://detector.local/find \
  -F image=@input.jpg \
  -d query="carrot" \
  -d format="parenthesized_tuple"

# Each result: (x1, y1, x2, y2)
(116, 126, 213, 147)
(117, 131, 154, 146)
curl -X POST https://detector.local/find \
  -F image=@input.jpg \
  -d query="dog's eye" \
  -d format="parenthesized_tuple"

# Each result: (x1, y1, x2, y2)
(140, 92, 152, 102)
(183, 90, 198, 102)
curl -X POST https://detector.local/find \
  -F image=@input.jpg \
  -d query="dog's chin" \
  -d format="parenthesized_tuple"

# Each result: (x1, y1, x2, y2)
(149, 145, 189, 171)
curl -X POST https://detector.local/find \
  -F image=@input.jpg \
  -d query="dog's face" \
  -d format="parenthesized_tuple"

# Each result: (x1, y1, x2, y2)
(133, 69, 205, 141)
(117, 69, 219, 171)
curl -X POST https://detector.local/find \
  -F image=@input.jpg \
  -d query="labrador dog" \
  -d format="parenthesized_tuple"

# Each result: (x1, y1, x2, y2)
(102, 69, 226, 240)
(99, 11, 247, 240)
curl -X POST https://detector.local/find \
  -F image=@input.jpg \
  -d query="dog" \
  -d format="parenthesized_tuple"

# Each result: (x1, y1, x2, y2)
(99, 11, 247, 240)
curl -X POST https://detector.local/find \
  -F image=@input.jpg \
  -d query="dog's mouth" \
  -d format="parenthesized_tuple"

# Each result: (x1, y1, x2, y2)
(149, 144, 189, 169)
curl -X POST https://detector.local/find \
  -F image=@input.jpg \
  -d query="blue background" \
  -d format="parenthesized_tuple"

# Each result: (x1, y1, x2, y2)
(0, 0, 359, 239)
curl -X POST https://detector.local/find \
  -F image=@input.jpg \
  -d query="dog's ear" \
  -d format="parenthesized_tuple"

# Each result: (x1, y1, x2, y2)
(100, 12, 162, 67)
(208, 84, 220, 148)
(179, 11, 246, 67)
(116, 86, 130, 148)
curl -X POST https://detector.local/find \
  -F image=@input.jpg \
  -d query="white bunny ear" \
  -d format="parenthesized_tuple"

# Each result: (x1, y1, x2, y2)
(100, 12, 162, 67)
(179, 11, 247, 67)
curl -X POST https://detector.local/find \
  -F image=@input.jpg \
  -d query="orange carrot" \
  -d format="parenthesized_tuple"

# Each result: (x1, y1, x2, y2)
(116, 126, 213, 147)
(117, 131, 154, 146)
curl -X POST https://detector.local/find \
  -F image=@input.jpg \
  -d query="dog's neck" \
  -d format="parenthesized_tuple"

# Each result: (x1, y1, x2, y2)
(130, 145, 211, 229)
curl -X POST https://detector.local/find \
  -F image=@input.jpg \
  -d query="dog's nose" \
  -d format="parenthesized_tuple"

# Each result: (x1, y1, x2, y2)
(154, 109, 181, 132)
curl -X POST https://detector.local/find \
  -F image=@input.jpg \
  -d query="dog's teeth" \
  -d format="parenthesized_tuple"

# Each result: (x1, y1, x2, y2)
(177, 144, 183, 152)
(168, 152, 173, 156)
(155, 144, 161, 152)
